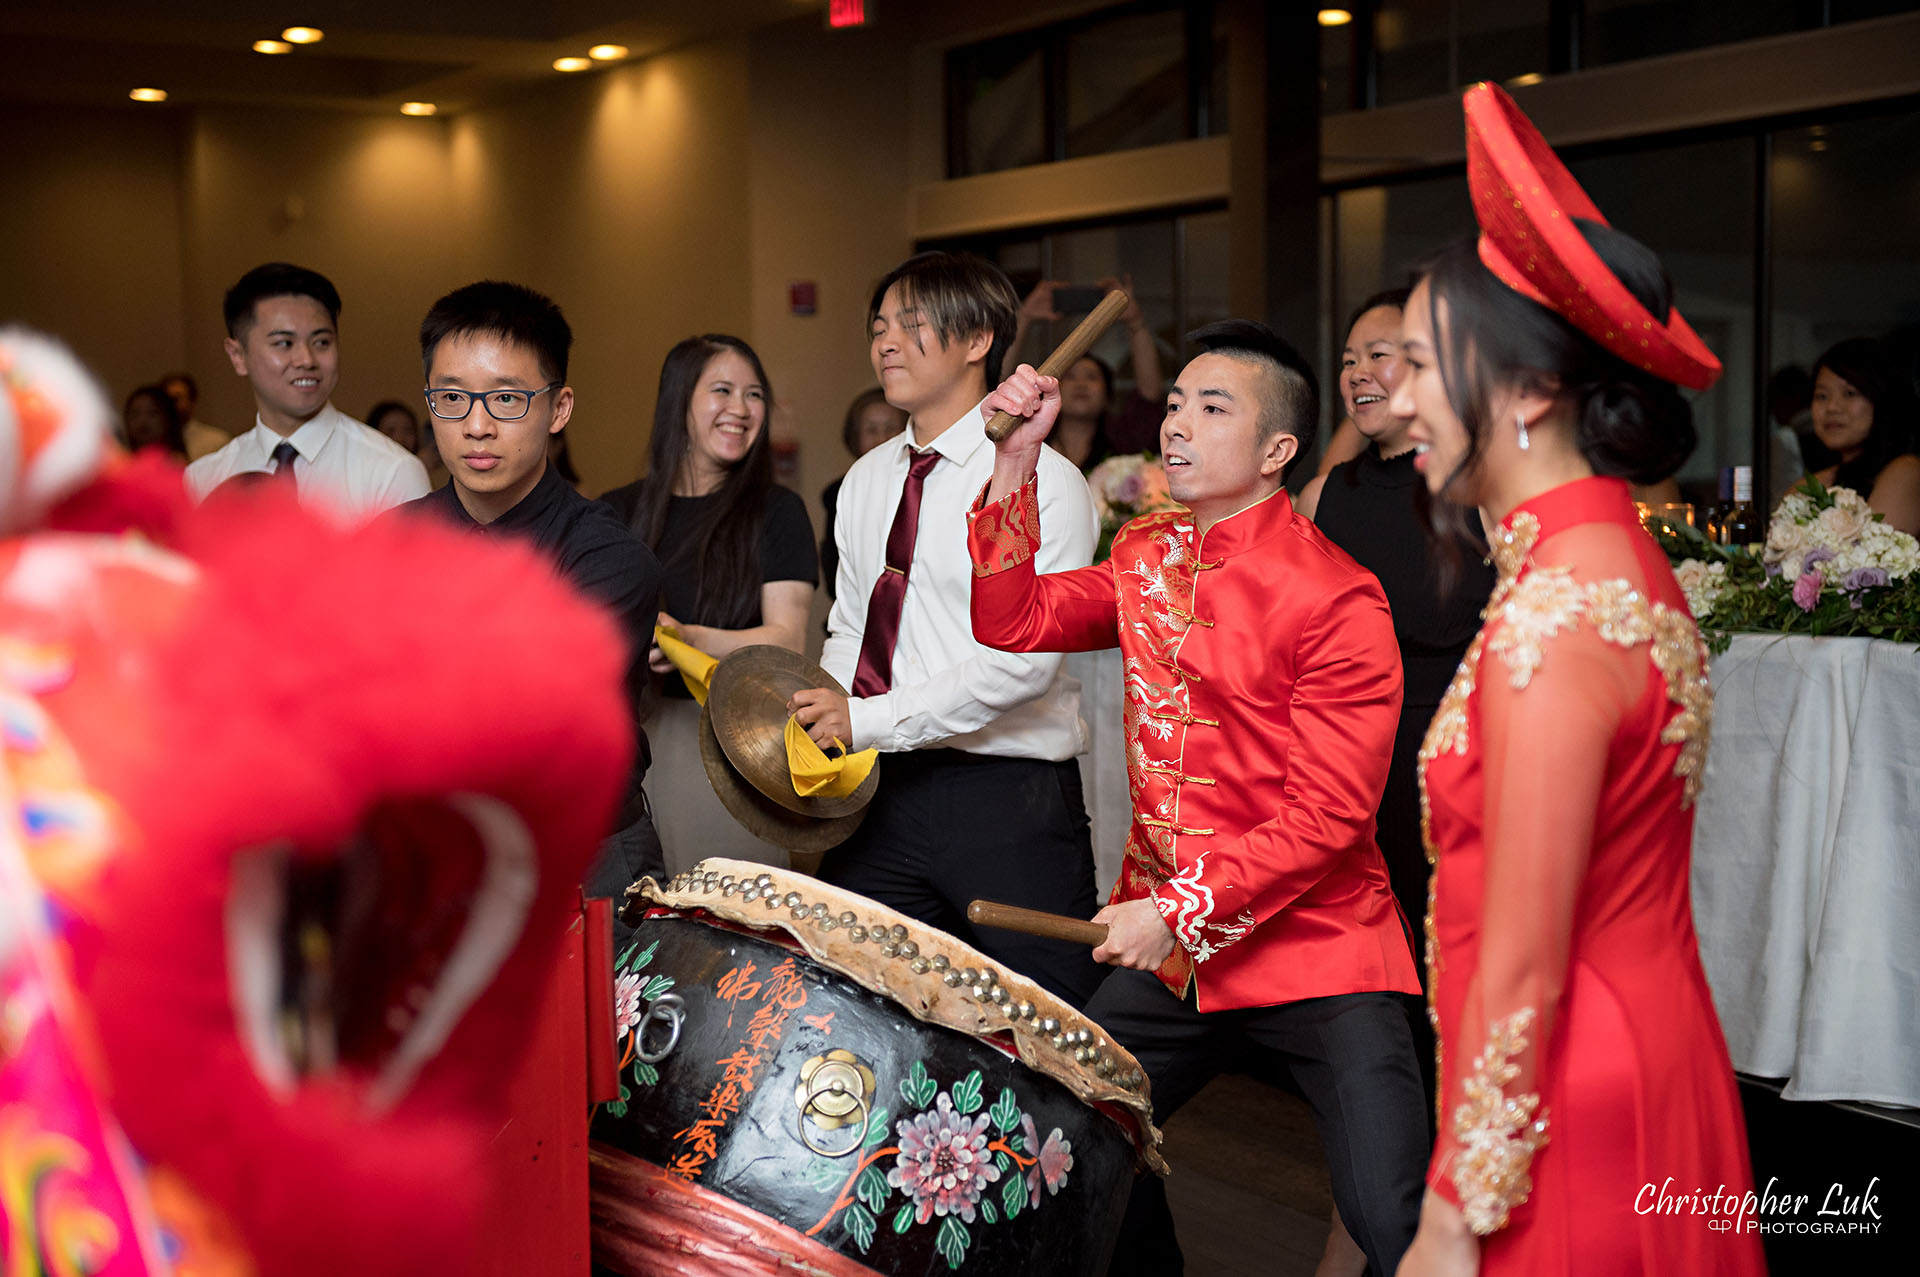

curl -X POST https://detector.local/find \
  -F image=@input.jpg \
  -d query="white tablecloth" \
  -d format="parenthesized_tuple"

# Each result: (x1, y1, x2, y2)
(1691, 634, 1920, 1108)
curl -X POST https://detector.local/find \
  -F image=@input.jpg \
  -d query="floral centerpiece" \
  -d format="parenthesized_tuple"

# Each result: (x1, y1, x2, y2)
(1084, 452, 1183, 561)
(1662, 477, 1920, 650)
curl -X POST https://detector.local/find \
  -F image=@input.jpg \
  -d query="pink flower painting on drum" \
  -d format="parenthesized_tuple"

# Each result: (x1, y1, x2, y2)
(613, 971, 645, 1038)
(888, 1093, 1001, 1223)
(1020, 1112, 1075, 1198)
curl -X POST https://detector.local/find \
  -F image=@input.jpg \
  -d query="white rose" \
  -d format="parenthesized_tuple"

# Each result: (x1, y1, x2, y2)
(1764, 517, 1812, 567)
(1815, 503, 1872, 545)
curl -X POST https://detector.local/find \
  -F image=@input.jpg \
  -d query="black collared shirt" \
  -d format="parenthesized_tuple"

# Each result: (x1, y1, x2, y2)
(401, 463, 663, 763)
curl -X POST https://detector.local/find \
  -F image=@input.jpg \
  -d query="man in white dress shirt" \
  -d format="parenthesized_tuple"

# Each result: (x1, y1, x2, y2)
(185, 263, 429, 519)
(788, 250, 1105, 1006)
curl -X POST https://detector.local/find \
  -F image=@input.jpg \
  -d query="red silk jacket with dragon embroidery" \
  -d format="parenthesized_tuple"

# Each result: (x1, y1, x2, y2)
(968, 479, 1421, 1010)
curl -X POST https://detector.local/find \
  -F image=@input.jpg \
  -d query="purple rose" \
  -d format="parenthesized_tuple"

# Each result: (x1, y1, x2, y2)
(1792, 571, 1822, 612)
(1804, 546, 1837, 569)
(1843, 566, 1889, 591)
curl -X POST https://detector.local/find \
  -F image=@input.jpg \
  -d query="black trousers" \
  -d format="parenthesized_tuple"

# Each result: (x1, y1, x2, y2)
(1087, 968, 1429, 1277)
(817, 750, 1106, 1009)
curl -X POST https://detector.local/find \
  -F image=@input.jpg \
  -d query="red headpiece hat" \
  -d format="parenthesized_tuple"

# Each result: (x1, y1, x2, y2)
(1464, 82, 1722, 391)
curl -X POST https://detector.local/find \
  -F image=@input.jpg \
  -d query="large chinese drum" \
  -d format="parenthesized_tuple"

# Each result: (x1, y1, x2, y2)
(589, 858, 1163, 1276)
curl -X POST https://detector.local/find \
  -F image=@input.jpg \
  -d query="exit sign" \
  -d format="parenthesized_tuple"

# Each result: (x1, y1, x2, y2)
(827, 0, 870, 29)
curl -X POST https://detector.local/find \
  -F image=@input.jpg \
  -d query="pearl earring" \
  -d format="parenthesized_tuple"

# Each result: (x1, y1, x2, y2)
(1516, 411, 1531, 452)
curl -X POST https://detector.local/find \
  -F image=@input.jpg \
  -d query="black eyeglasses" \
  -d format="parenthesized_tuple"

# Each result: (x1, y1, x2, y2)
(422, 383, 561, 421)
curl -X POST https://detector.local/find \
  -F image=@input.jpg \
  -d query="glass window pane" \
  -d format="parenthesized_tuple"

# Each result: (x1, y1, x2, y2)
(1065, 8, 1188, 159)
(1322, 15, 1355, 114)
(1581, 0, 1800, 68)
(1565, 139, 1757, 497)
(1771, 109, 1920, 500)
(1335, 174, 1471, 328)
(1458, 0, 1551, 87)
(950, 40, 1046, 176)
(1042, 220, 1179, 403)
(1375, 1, 1455, 105)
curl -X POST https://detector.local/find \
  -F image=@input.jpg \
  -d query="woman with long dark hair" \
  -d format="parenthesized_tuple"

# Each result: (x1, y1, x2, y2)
(600, 334, 818, 869)
(121, 384, 188, 461)
(1801, 336, 1920, 533)
(1391, 86, 1761, 1276)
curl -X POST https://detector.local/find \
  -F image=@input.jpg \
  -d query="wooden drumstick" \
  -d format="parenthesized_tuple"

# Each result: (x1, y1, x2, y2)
(968, 899, 1108, 947)
(983, 289, 1133, 443)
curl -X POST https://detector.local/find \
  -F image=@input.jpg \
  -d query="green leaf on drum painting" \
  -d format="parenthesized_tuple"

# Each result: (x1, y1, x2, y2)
(951, 1070, 985, 1115)
(989, 1088, 1020, 1134)
(803, 1157, 845, 1193)
(605, 1082, 630, 1120)
(981, 1199, 998, 1224)
(863, 1106, 891, 1149)
(901, 1060, 937, 1109)
(623, 939, 659, 972)
(640, 974, 675, 1000)
(856, 1164, 889, 1215)
(936, 1215, 970, 1269)
(893, 1203, 916, 1234)
(633, 1061, 659, 1087)
(1002, 1170, 1027, 1219)
(845, 1203, 877, 1253)
(993, 1150, 1011, 1175)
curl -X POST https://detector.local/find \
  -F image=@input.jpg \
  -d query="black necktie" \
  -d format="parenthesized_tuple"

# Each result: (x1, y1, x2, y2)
(271, 440, 299, 490)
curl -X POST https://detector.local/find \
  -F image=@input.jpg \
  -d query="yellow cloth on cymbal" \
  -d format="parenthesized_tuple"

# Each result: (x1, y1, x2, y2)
(784, 714, 878, 799)
(654, 626, 717, 705)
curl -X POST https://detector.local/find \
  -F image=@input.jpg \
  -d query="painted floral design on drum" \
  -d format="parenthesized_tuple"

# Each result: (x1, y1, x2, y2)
(602, 937, 676, 1117)
(804, 1059, 1074, 1269)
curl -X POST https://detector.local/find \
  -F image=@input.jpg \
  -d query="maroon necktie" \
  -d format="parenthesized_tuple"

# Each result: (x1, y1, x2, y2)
(851, 447, 941, 696)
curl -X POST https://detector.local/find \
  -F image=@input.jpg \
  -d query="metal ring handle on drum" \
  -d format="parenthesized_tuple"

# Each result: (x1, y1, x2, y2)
(798, 1085, 871, 1158)
(634, 992, 686, 1065)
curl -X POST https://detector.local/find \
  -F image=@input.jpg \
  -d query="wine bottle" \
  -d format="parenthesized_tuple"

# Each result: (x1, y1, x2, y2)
(1706, 467, 1735, 544)
(1722, 466, 1762, 552)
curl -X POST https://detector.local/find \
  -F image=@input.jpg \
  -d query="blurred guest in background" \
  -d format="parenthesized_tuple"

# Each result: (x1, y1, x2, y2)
(1012, 275, 1165, 466)
(1801, 336, 1920, 534)
(366, 399, 423, 454)
(161, 371, 227, 460)
(121, 384, 188, 462)
(822, 387, 906, 600)
(600, 334, 818, 870)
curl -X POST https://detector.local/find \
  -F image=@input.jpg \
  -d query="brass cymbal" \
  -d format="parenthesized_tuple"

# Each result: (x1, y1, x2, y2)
(706, 645, 879, 820)
(698, 703, 863, 865)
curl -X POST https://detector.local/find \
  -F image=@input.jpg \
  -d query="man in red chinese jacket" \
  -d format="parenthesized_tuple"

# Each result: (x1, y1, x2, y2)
(967, 321, 1429, 1276)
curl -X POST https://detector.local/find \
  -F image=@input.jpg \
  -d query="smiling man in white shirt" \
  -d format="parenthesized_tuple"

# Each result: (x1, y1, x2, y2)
(185, 262, 429, 520)
(788, 250, 1104, 1007)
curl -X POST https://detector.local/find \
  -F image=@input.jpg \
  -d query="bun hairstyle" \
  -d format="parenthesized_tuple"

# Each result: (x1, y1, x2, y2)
(1422, 219, 1696, 505)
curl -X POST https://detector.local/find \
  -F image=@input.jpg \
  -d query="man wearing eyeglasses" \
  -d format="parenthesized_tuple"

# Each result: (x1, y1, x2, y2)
(401, 279, 668, 912)
(186, 262, 431, 517)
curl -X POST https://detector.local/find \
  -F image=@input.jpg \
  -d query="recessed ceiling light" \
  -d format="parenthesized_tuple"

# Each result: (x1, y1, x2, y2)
(400, 102, 438, 116)
(281, 27, 324, 45)
(1509, 71, 1545, 87)
(588, 44, 630, 61)
(129, 87, 168, 103)
(1318, 8, 1354, 26)
(253, 39, 293, 55)
(553, 56, 593, 72)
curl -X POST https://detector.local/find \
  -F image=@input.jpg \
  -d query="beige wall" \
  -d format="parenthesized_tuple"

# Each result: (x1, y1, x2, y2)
(451, 39, 756, 493)
(0, 105, 188, 412)
(179, 106, 466, 439)
(746, 16, 913, 536)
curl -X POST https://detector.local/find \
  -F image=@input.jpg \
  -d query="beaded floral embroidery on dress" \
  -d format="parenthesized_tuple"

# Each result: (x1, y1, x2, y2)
(1451, 1007, 1550, 1236)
